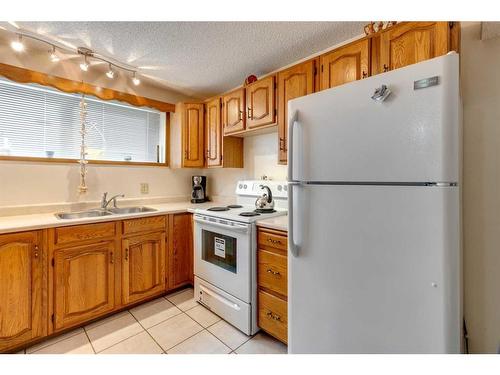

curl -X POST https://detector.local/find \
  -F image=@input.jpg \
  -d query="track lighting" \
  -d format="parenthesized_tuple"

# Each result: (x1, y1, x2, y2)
(79, 55, 89, 72)
(49, 45, 59, 62)
(132, 72, 141, 86)
(11, 34, 24, 52)
(106, 63, 115, 79)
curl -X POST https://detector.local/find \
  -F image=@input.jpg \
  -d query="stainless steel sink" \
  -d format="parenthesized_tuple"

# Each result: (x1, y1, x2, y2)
(107, 206, 157, 214)
(55, 210, 113, 220)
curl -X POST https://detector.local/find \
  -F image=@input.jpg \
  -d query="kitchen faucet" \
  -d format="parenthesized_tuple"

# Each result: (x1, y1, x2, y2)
(100, 192, 125, 209)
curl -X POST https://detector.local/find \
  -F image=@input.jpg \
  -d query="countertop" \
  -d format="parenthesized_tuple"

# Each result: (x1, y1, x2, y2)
(0, 201, 220, 235)
(256, 215, 288, 232)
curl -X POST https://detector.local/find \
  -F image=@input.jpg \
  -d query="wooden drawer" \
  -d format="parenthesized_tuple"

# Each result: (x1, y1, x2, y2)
(122, 215, 166, 235)
(258, 290, 287, 344)
(258, 229, 287, 251)
(54, 222, 116, 246)
(258, 249, 287, 297)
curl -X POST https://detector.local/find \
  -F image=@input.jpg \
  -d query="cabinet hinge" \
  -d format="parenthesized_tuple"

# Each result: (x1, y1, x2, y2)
(51, 258, 55, 267)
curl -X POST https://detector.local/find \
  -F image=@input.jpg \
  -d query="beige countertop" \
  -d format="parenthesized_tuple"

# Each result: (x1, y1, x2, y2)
(256, 215, 288, 232)
(0, 201, 221, 235)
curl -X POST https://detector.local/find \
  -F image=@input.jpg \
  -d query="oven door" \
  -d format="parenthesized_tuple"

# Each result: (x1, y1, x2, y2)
(194, 214, 252, 302)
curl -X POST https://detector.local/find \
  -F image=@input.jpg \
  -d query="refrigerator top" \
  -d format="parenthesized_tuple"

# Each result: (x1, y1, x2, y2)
(288, 53, 461, 184)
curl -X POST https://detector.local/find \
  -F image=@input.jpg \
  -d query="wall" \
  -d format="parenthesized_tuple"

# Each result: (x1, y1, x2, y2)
(461, 22, 500, 354)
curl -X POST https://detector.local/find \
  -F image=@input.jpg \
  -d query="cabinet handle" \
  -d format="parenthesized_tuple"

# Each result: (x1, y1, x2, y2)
(125, 247, 129, 261)
(110, 251, 114, 264)
(34, 245, 39, 258)
(279, 137, 284, 151)
(184, 150, 188, 160)
(362, 71, 367, 78)
(383, 64, 389, 72)
(266, 310, 282, 321)
(238, 110, 243, 122)
(247, 106, 251, 119)
(267, 238, 282, 245)
(266, 268, 281, 276)
(206, 149, 210, 159)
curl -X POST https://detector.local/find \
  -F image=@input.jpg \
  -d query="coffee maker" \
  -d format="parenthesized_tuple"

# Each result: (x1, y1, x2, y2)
(191, 176, 207, 203)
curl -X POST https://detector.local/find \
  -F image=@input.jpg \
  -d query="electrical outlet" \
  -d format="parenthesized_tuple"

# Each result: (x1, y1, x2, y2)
(140, 183, 149, 194)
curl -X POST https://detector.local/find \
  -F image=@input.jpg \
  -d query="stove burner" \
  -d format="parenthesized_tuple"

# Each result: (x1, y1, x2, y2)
(254, 208, 277, 214)
(227, 205, 243, 209)
(207, 207, 230, 212)
(239, 212, 261, 217)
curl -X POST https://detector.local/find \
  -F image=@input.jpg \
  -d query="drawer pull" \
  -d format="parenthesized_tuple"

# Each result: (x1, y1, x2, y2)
(266, 310, 282, 321)
(267, 238, 282, 245)
(266, 268, 281, 276)
(125, 247, 129, 261)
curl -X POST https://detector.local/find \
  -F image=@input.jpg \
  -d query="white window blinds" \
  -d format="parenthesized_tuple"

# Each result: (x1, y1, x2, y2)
(0, 78, 166, 163)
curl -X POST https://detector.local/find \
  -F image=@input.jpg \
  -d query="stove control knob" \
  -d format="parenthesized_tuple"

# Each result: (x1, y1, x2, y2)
(284, 185, 288, 191)
(239, 184, 243, 189)
(244, 184, 247, 189)
(278, 185, 282, 191)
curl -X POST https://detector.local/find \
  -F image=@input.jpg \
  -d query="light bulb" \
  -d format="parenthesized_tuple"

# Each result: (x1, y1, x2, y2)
(106, 64, 115, 79)
(49, 46, 59, 62)
(80, 56, 89, 72)
(132, 72, 140, 86)
(11, 35, 24, 52)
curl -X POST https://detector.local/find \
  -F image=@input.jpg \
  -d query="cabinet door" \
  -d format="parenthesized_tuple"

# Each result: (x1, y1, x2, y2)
(182, 103, 205, 168)
(122, 232, 166, 305)
(320, 39, 370, 90)
(379, 22, 450, 72)
(246, 75, 276, 129)
(54, 241, 115, 331)
(205, 97, 222, 167)
(168, 213, 193, 289)
(0, 231, 46, 352)
(222, 88, 245, 135)
(277, 60, 316, 164)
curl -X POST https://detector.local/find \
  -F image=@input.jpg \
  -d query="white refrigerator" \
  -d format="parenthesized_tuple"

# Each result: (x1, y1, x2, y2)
(287, 53, 461, 354)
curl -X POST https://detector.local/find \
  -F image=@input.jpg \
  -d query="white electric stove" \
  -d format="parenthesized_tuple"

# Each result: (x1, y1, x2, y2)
(193, 180, 288, 335)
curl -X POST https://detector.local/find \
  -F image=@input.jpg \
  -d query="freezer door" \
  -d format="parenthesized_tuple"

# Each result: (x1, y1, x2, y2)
(288, 184, 460, 353)
(288, 53, 460, 183)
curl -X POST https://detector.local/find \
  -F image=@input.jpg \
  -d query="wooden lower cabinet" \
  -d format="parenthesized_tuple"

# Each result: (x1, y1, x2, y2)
(0, 231, 46, 352)
(53, 241, 116, 331)
(168, 213, 194, 289)
(122, 232, 166, 305)
(257, 227, 288, 344)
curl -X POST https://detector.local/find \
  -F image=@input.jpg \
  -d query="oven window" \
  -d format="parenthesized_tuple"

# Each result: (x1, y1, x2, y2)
(202, 230, 237, 273)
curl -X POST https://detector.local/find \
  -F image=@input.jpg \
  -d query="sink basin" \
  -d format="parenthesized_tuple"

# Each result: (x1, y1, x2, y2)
(107, 206, 157, 214)
(55, 210, 113, 220)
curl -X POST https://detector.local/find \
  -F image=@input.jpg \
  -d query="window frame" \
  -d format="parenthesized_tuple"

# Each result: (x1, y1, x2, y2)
(0, 62, 174, 167)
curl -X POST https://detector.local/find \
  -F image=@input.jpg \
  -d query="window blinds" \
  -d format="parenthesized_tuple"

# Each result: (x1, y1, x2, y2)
(0, 78, 165, 163)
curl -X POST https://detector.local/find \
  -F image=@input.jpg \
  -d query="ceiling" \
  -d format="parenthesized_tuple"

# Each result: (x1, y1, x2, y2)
(2, 22, 366, 98)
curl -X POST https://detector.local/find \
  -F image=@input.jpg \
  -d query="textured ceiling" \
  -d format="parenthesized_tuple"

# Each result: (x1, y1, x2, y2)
(2, 22, 365, 98)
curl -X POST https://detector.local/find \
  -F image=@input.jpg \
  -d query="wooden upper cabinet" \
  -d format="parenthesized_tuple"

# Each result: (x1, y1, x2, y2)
(246, 75, 276, 129)
(205, 97, 222, 167)
(122, 232, 166, 305)
(0, 231, 46, 352)
(182, 103, 205, 168)
(320, 39, 370, 90)
(277, 59, 316, 164)
(168, 213, 193, 289)
(379, 22, 451, 73)
(53, 241, 115, 331)
(222, 88, 245, 135)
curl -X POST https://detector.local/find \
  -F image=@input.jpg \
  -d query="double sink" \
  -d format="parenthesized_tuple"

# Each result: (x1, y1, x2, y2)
(55, 206, 157, 220)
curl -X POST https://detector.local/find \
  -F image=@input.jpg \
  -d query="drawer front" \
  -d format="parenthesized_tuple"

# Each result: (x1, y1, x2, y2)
(258, 230, 287, 251)
(258, 249, 287, 296)
(258, 290, 288, 344)
(123, 215, 166, 235)
(54, 222, 116, 246)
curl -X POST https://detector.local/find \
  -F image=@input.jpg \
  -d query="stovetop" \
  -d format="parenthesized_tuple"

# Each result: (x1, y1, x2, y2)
(194, 204, 287, 223)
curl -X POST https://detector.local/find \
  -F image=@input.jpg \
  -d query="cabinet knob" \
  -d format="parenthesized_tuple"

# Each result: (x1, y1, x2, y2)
(383, 64, 389, 72)
(362, 71, 367, 78)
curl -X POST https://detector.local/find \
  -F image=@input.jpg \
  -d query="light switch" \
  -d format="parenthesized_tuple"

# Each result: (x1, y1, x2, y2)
(140, 183, 149, 194)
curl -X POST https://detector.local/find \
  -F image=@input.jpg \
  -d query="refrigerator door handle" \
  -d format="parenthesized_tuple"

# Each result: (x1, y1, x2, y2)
(287, 110, 299, 181)
(288, 181, 300, 257)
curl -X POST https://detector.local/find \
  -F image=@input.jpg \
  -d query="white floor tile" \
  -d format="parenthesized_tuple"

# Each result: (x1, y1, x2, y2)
(130, 297, 182, 329)
(235, 332, 287, 354)
(99, 332, 163, 354)
(167, 330, 231, 354)
(185, 305, 221, 328)
(26, 328, 84, 354)
(29, 332, 94, 354)
(208, 320, 251, 350)
(166, 288, 198, 311)
(84, 310, 130, 331)
(148, 313, 203, 351)
(85, 311, 144, 352)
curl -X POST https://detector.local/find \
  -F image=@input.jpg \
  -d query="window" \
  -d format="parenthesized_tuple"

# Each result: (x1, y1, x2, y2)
(0, 78, 167, 164)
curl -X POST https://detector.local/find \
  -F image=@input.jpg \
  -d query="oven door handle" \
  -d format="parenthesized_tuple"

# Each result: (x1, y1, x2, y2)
(194, 217, 250, 233)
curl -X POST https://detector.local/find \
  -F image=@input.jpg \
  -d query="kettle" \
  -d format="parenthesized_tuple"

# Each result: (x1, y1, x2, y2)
(255, 185, 274, 210)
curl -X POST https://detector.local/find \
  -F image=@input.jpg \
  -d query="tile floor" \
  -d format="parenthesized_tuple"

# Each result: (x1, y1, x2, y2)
(17, 287, 287, 355)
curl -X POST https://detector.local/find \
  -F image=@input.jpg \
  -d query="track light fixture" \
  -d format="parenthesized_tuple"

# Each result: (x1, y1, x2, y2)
(132, 71, 141, 86)
(49, 45, 60, 62)
(79, 55, 89, 72)
(11, 34, 24, 52)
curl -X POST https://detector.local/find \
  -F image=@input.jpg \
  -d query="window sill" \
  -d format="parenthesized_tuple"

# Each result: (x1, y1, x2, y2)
(0, 155, 169, 167)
